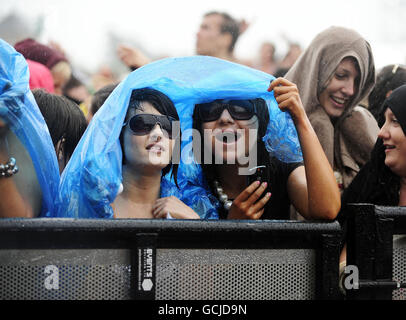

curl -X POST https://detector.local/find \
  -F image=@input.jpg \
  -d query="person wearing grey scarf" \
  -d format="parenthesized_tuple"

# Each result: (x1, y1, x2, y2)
(285, 26, 378, 192)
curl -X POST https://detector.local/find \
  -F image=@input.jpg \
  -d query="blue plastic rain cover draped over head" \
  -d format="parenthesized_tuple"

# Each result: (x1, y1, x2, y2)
(0, 39, 60, 217)
(58, 56, 302, 219)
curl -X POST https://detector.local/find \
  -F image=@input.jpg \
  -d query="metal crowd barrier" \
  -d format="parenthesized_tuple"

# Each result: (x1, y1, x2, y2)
(0, 218, 341, 300)
(346, 204, 406, 300)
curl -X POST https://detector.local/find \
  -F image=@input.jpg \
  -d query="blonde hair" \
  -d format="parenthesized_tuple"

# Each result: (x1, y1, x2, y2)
(51, 61, 72, 84)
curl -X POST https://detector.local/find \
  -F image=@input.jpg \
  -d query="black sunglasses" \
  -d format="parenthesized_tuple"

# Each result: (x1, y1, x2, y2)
(195, 99, 257, 122)
(123, 114, 178, 139)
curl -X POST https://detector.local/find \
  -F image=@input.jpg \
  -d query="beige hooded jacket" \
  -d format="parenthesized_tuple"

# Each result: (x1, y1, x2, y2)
(285, 26, 378, 189)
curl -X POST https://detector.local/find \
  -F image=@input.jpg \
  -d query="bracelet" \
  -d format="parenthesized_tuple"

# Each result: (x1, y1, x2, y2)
(0, 157, 19, 177)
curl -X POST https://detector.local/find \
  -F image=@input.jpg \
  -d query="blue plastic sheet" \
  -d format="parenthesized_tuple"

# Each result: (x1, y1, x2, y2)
(0, 39, 60, 217)
(58, 56, 302, 219)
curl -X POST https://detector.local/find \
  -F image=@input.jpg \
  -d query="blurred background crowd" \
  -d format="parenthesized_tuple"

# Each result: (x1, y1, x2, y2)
(1, 0, 405, 122)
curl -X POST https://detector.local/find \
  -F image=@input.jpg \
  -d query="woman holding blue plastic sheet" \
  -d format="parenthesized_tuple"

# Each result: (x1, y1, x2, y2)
(57, 83, 205, 219)
(0, 40, 60, 218)
(58, 56, 340, 220)
(192, 77, 341, 220)
(111, 87, 199, 219)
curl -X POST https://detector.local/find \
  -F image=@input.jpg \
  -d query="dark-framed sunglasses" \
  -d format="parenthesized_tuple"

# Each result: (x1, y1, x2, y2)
(123, 114, 178, 139)
(195, 99, 257, 122)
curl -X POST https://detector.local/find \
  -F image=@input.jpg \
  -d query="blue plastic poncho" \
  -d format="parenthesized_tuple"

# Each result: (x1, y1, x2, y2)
(0, 39, 60, 217)
(57, 56, 302, 219)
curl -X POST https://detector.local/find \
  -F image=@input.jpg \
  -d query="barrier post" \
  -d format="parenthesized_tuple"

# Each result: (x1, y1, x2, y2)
(133, 233, 158, 300)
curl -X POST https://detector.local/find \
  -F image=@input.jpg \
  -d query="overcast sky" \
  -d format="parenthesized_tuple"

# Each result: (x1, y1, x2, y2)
(2, 0, 406, 74)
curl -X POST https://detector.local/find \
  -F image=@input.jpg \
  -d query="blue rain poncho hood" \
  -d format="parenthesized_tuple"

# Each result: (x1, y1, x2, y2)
(58, 56, 302, 219)
(0, 39, 60, 217)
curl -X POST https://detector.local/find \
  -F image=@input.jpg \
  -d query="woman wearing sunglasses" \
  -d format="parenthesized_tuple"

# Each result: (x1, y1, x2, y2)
(58, 56, 340, 220)
(112, 88, 199, 219)
(192, 77, 340, 220)
(57, 84, 201, 219)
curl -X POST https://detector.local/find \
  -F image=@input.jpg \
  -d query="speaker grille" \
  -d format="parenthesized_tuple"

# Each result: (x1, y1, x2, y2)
(1, 248, 318, 300)
(0, 249, 132, 300)
(393, 235, 406, 300)
(156, 249, 316, 300)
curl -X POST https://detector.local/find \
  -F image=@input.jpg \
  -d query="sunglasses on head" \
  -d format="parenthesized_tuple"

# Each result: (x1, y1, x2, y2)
(123, 114, 178, 139)
(195, 99, 256, 122)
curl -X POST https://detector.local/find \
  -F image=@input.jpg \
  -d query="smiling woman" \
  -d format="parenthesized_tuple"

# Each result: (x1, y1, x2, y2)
(338, 84, 406, 267)
(112, 88, 200, 219)
(377, 86, 406, 183)
(318, 57, 360, 119)
(286, 26, 379, 192)
(56, 56, 339, 220)
(341, 84, 406, 206)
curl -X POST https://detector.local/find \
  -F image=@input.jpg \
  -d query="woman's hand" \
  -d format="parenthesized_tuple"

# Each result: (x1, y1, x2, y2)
(227, 181, 271, 220)
(117, 45, 151, 69)
(267, 77, 307, 126)
(152, 196, 200, 219)
(269, 78, 340, 220)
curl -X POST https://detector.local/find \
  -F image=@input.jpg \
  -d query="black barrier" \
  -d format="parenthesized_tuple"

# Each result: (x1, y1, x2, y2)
(346, 204, 406, 300)
(0, 218, 341, 300)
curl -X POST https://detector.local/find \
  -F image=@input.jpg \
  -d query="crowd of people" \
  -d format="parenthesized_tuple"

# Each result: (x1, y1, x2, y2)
(1, 10, 406, 285)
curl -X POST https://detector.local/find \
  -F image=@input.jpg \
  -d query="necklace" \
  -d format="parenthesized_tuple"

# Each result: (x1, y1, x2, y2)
(213, 180, 233, 211)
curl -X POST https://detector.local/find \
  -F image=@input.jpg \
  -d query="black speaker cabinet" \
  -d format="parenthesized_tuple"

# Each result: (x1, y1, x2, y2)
(0, 218, 341, 300)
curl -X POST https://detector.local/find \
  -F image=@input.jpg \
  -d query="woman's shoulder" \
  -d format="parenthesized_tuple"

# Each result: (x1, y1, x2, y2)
(343, 106, 378, 127)
(269, 156, 303, 179)
(340, 105, 379, 156)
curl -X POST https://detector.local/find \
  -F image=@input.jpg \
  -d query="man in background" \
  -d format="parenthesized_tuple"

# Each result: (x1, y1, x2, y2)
(117, 11, 247, 69)
(195, 11, 245, 63)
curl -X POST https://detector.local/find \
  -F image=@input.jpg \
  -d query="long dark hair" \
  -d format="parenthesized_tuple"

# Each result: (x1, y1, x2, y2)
(341, 138, 399, 207)
(192, 98, 273, 194)
(338, 92, 403, 246)
(368, 64, 406, 126)
(338, 138, 399, 248)
(32, 89, 87, 163)
(343, 84, 406, 207)
(90, 83, 118, 116)
(119, 88, 180, 186)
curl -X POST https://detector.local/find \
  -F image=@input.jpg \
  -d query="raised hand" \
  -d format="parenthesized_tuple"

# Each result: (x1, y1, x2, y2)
(268, 77, 307, 125)
(117, 45, 151, 69)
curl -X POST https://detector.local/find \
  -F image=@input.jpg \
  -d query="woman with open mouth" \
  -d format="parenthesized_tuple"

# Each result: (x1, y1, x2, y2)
(285, 26, 378, 193)
(58, 55, 341, 220)
(192, 77, 340, 220)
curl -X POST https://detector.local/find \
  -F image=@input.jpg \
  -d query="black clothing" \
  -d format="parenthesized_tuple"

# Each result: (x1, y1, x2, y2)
(386, 84, 406, 134)
(337, 139, 400, 249)
(217, 157, 303, 220)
